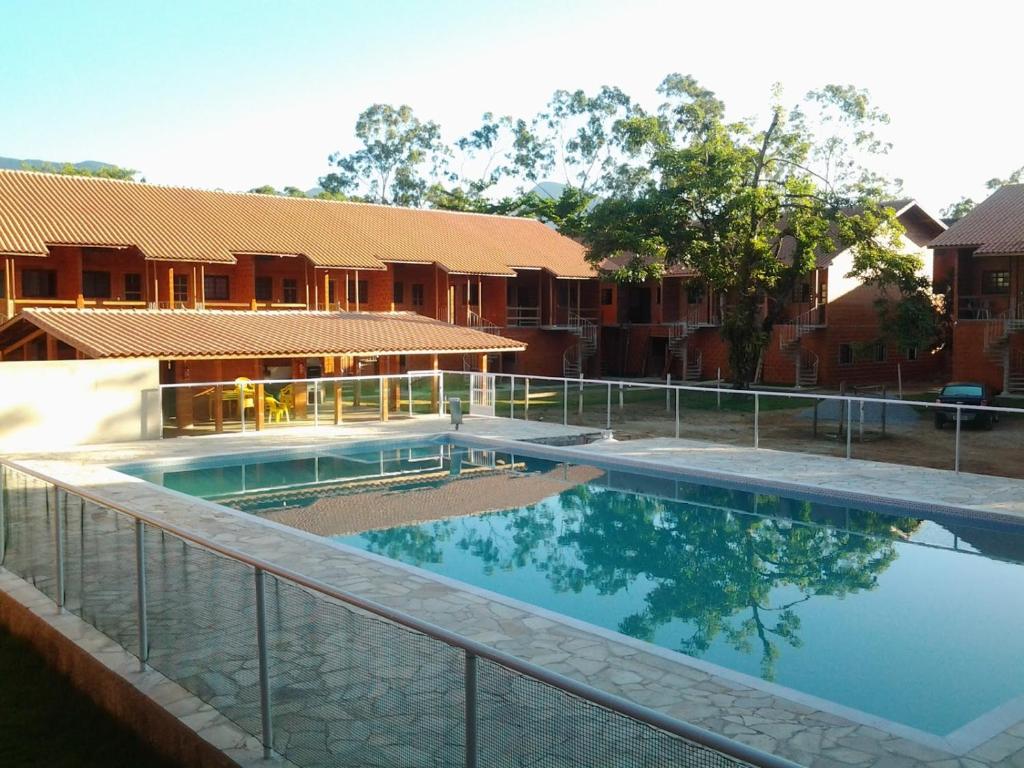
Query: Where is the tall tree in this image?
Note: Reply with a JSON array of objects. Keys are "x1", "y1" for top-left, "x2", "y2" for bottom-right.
[
  {"x1": 584, "y1": 76, "x2": 908, "y2": 387},
  {"x1": 321, "y1": 104, "x2": 444, "y2": 206},
  {"x1": 942, "y1": 164, "x2": 1024, "y2": 221}
]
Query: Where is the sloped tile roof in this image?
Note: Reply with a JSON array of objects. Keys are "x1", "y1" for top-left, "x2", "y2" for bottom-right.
[
  {"x1": 929, "y1": 184, "x2": 1024, "y2": 255},
  {"x1": 3, "y1": 308, "x2": 525, "y2": 360},
  {"x1": 0, "y1": 169, "x2": 594, "y2": 277}
]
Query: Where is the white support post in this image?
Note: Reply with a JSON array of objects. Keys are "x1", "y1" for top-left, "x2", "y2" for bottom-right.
[
  {"x1": 439, "y1": 373, "x2": 445, "y2": 416},
  {"x1": 509, "y1": 375, "x2": 516, "y2": 420},
  {"x1": 675, "y1": 388, "x2": 681, "y2": 439},
  {"x1": 313, "y1": 381, "x2": 320, "y2": 426},
  {"x1": 577, "y1": 374, "x2": 584, "y2": 416},
  {"x1": 666, "y1": 374, "x2": 671, "y2": 411},
  {"x1": 954, "y1": 405, "x2": 962, "y2": 473},
  {"x1": 716, "y1": 368, "x2": 721, "y2": 410},
  {"x1": 754, "y1": 393, "x2": 760, "y2": 449},
  {"x1": 845, "y1": 399, "x2": 853, "y2": 459},
  {"x1": 618, "y1": 382, "x2": 624, "y2": 412},
  {"x1": 606, "y1": 382, "x2": 611, "y2": 430},
  {"x1": 408, "y1": 375, "x2": 413, "y2": 416}
]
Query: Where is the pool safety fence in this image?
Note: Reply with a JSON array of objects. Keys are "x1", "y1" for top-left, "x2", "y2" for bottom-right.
[
  {"x1": 0, "y1": 459, "x2": 799, "y2": 768},
  {"x1": 159, "y1": 371, "x2": 1024, "y2": 478}
]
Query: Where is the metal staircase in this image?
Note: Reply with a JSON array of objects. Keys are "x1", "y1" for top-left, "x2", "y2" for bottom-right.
[
  {"x1": 466, "y1": 309, "x2": 502, "y2": 336},
  {"x1": 563, "y1": 311, "x2": 598, "y2": 378},
  {"x1": 666, "y1": 307, "x2": 718, "y2": 381},
  {"x1": 779, "y1": 305, "x2": 826, "y2": 388}
]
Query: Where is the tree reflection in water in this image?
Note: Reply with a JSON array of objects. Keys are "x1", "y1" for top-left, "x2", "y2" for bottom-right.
[{"x1": 359, "y1": 478, "x2": 919, "y2": 680}]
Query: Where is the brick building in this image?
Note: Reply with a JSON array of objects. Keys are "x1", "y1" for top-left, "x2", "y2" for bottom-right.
[
  {"x1": 599, "y1": 200, "x2": 947, "y2": 388},
  {"x1": 930, "y1": 184, "x2": 1024, "y2": 394},
  {"x1": 0, "y1": 170, "x2": 597, "y2": 379}
]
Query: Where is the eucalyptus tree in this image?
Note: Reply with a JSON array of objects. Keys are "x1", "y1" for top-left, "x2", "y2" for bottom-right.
[{"x1": 321, "y1": 104, "x2": 445, "y2": 206}]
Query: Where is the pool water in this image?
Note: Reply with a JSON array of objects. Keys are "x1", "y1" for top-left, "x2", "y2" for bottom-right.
[{"x1": 122, "y1": 439, "x2": 1024, "y2": 737}]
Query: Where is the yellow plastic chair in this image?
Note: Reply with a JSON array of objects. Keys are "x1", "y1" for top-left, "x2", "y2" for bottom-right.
[
  {"x1": 231, "y1": 377, "x2": 256, "y2": 417},
  {"x1": 279, "y1": 384, "x2": 295, "y2": 410},
  {"x1": 265, "y1": 394, "x2": 290, "y2": 423}
]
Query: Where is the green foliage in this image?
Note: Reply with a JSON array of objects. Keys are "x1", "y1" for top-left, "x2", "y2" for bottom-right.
[
  {"x1": 986, "y1": 165, "x2": 1024, "y2": 190},
  {"x1": 582, "y1": 76, "x2": 904, "y2": 387},
  {"x1": 248, "y1": 184, "x2": 310, "y2": 198},
  {"x1": 321, "y1": 104, "x2": 444, "y2": 206},
  {"x1": 29, "y1": 162, "x2": 138, "y2": 181},
  {"x1": 941, "y1": 197, "x2": 975, "y2": 221}
]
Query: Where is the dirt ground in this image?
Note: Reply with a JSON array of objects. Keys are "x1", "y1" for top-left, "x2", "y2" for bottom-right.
[{"x1": 566, "y1": 398, "x2": 1024, "y2": 480}]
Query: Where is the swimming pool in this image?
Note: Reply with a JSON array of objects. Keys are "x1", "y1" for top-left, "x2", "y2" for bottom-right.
[{"x1": 121, "y1": 437, "x2": 1024, "y2": 739}]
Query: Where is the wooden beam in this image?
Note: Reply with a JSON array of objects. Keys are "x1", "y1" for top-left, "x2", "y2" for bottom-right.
[
  {"x1": 45, "y1": 333, "x2": 57, "y2": 360},
  {"x1": 2, "y1": 328, "x2": 45, "y2": 358}
]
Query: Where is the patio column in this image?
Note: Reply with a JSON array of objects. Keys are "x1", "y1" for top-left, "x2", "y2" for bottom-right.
[
  {"x1": 213, "y1": 361, "x2": 224, "y2": 433},
  {"x1": 291, "y1": 359, "x2": 308, "y2": 419},
  {"x1": 379, "y1": 356, "x2": 390, "y2": 422},
  {"x1": 167, "y1": 266, "x2": 174, "y2": 308},
  {"x1": 253, "y1": 361, "x2": 265, "y2": 431},
  {"x1": 333, "y1": 356, "x2": 343, "y2": 425},
  {"x1": 174, "y1": 361, "x2": 194, "y2": 434},
  {"x1": 479, "y1": 353, "x2": 489, "y2": 406},
  {"x1": 430, "y1": 353, "x2": 439, "y2": 412},
  {"x1": 390, "y1": 355, "x2": 401, "y2": 411},
  {"x1": 323, "y1": 271, "x2": 330, "y2": 311}
]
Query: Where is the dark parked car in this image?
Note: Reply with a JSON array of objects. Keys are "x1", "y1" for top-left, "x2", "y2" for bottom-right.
[{"x1": 934, "y1": 382, "x2": 997, "y2": 430}]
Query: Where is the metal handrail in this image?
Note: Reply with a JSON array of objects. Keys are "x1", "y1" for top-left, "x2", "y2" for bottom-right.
[
  {"x1": 0, "y1": 457, "x2": 800, "y2": 768},
  {"x1": 506, "y1": 305, "x2": 540, "y2": 326}
]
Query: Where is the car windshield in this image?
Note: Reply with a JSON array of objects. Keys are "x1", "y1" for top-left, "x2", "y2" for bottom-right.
[{"x1": 942, "y1": 384, "x2": 984, "y2": 398}]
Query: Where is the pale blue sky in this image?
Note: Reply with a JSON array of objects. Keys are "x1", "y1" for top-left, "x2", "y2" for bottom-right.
[{"x1": 2, "y1": 0, "x2": 1020, "y2": 213}]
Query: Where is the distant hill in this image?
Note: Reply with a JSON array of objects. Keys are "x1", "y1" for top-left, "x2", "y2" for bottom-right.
[{"x1": 0, "y1": 157, "x2": 119, "y2": 173}]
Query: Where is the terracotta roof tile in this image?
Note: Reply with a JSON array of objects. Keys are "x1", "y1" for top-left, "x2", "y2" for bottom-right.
[
  {"x1": 5, "y1": 308, "x2": 524, "y2": 360},
  {"x1": 0, "y1": 170, "x2": 595, "y2": 277},
  {"x1": 930, "y1": 184, "x2": 1024, "y2": 254}
]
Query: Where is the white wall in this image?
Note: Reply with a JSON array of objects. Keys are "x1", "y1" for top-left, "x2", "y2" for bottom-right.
[
  {"x1": 0, "y1": 358, "x2": 161, "y2": 449},
  {"x1": 827, "y1": 232, "x2": 932, "y2": 303}
]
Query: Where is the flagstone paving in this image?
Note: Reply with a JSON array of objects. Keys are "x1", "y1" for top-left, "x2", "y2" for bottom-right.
[{"x1": 3, "y1": 419, "x2": 1024, "y2": 767}]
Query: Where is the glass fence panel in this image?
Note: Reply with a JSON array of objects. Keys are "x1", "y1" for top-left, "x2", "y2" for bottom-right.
[
  {"x1": 672, "y1": 387, "x2": 754, "y2": 448},
  {"x1": 956, "y1": 407, "x2": 1024, "y2": 479},
  {"x1": 518, "y1": 377, "x2": 565, "y2": 425},
  {"x1": 476, "y1": 658, "x2": 749, "y2": 768},
  {"x1": 0, "y1": 467, "x2": 57, "y2": 598},
  {"x1": 756, "y1": 394, "x2": 846, "y2": 459},
  {"x1": 61, "y1": 498, "x2": 139, "y2": 652},
  {"x1": 143, "y1": 526, "x2": 263, "y2": 739},
  {"x1": 264, "y1": 576, "x2": 465, "y2": 768}
]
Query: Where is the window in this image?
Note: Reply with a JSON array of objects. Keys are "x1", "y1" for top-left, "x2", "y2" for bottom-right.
[
  {"x1": 905, "y1": 345, "x2": 919, "y2": 361},
  {"x1": 411, "y1": 283, "x2": 425, "y2": 307},
  {"x1": 686, "y1": 283, "x2": 705, "y2": 304},
  {"x1": 255, "y1": 276, "x2": 273, "y2": 301},
  {"x1": 982, "y1": 270, "x2": 1010, "y2": 294},
  {"x1": 467, "y1": 282, "x2": 480, "y2": 306},
  {"x1": 204, "y1": 275, "x2": 229, "y2": 301},
  {"x1": 124, "y1": 273, "x2": 142, "y2": 301},
  {"x1": 840, "y1": 342, "x2": 886, "y2": 365},
  {"x1": 173, "y1": 275, "x2": 189, "y2": 303},
  {"x1": 393, "y1": 281, "x2": 404, "y2": 304},
  {"x1": 82, "y1": 270, "x2": 111, "y2": 299},
  {"x1": 601, "y1": 287, "x2": 613, "y2": 306},
  {"x1": 795, "y1": 282, "x2": 811, "y2": 303},
  {"x1": 282, "y1": 278, "x2": 298, "y2": 304},
  {"x1": 347, "y1": 279, "x2": 368, "y2": 304},
  {"x1": 21, "y1": 269, "x2": 57, "y2": 298}
]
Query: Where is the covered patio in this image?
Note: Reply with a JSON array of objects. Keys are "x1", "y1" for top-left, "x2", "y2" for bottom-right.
[{"x1": 0, "y1": 307, "x2": 525, "y2": 435}]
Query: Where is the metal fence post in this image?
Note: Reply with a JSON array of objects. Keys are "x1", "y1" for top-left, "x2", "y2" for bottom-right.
[
  {"x1": 618, "y1": 382, "x2": 624, "y2": 412},
  {"x1": 135, "y1": 519, "x2": 149, "y2": 670},
  {"x1": 845, "y1": 399, "x2": 853, "y2": 459},
  {"x1": 606, "y1": 382, "x2": 611, "y2": 430},
  {"x1": 675, "y1": 388, "x2": 681, "y2": 439},
  {"x1": 0, "y1": 466, "x2": 5, "y2": 563},
  {"x1": 53, "y1": 486, "x2": 65, "y2": 609},
  {"x1": 577, "y1": 375, "x2": 584, "y2": 416},
  {"x1": 240, "y1": 394, "x2": 246, "y2": 433},
  {"x1": 465, "y1": 651, "x2": 478, "y2": 768},
  {"x1": 753, "y1": 393, "x2": 760, "y2": 449},
  {"x1": 665, "y1": 374, "x2": 671, "y2": 412},
  {"x1": 954, "y1": 405, "x2": 962, "y2": 474},
  {"x1": 716, "y1": 369, "x2": 722, "y2": 410},
  {"x1": 408, "y1": 375, "x2": 414, "y2": 416},
  {"x1": 509, "y1": 375, "x2": 516, "y2": 420},
  {"x1": 439, "y1": 373, "x2": 445, "y2": 416},
  {"x1": 313, "y1": 380, "x2": 320, "y2": 426},
  {"x1": 565, "y1": 378, "x2": 573, "y2": 428},
  {"x1": 254, "y1": 567, "x2": 273, "y2": 759}
]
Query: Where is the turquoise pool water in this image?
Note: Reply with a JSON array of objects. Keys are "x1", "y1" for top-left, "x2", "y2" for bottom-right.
[{"x1": 122, "y1": 439, "x2": 1024, "y2": 737}]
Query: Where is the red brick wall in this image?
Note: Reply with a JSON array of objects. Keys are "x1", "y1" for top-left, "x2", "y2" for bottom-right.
[
  {"x1": 502, "y1": 328, "x2": 578, "y2": 376},
  {"x1": 951, "y1": 323, "x2": 1003, "y2": 392}
]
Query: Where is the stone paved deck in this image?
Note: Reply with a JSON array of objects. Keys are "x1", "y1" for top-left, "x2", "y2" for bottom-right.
[{"x1": 4, "y1": 420, "x2": 1024, "y2": 767}]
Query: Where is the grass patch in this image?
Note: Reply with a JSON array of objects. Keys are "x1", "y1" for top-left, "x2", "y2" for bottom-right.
[{"x1": 0, "y1": 627, "x2": 176, "y2": 768}]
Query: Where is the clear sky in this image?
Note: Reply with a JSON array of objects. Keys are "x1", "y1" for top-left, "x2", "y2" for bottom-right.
[{"x1": 2, "y1": 0, "x2": 1020, "y2": 214}]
